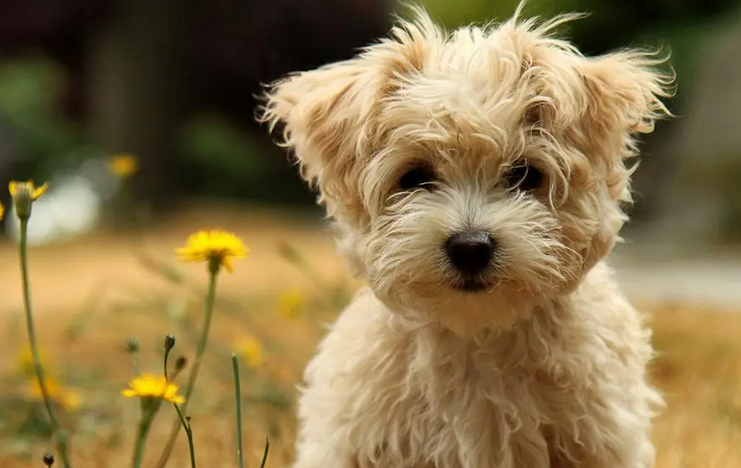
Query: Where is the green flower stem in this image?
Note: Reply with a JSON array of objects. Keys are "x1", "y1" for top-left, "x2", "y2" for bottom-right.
[
  {"x1": 18, "y1": 218, "x2": 73, "y2": 468},
  {"x1": 173, "y1": 404, "x2": 197, "y2": 468},
  {"x1": 132, "y1": 351, "x2": 141, "y2": 375},
  {"x1": 232, "y1": 355, "x2": 244, "y2": 468},
  {"x1": 155, "y1": 260, "x2": 220, "y2": 468},
  {"x1": 131, "y1": 403, "x2": 158, "y2": 468}
]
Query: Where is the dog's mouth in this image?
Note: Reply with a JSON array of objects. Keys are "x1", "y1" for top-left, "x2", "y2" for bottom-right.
[{"x1": 455, "y1": 279, "x2": 491, "y2": 292}]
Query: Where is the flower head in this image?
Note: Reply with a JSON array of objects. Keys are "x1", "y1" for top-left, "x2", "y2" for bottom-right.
[
  {"x1": 0, "y1": 201, "x2": 4, "y2": 221},
  {"x1": 276, "y1": 288, "x2": 306, "y2": 320},
  {"x1": 176, "y1": 230, "x2": 248, "y2": 273},
  {"x1": 122, "y1": 374, "x2": 185, "y2": 404},
  {"x1": 235, "y1": 335, "x2": 264, "y2": 369},
  {"x1": 9, "y1": 180, "x2": 48, "y2": 219},
  {"x1": 26, "y1": 377, "x2": 81, "y2": 412},
  {"x1": 9, "y1": 180, "x2": 48, "y2": 200},
  {"x1": 110, "y1": 154, "x2": 138, "y2": 178}
]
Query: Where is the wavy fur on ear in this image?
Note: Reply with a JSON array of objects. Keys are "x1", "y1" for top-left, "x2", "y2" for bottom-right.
[
  {"x1": 258, "y1": 61, "x2": 381, "y2": 223},
  {"x1": 576, "y1": 50, "x2": 674, "y2": 198},
  {"x1": 257, "y1": 7, "x2": 449, "y2": 226},
  {"x1": 581, "y1": 50, "x2": 674, "y2": 137}
]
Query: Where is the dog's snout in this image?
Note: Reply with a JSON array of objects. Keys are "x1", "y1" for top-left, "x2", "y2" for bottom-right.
[{"x1": 445, "y1": 231, "x2": 495, "y2": 275}]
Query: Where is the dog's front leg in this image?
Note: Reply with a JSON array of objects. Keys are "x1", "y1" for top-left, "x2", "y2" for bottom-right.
[
  {"x1": 293, "y1": 438, "x2": 358, "y2": 468},
  {"x1": 291, "y1": 378, "x2": 364, "y2": 468},
  {"x1": 545, "y1": 369, "x2": 659, "y2": 468}
]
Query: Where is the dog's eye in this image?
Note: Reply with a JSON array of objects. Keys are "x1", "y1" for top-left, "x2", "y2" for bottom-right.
[
  {"x1": 399, "y1": 165, "x2": 436, "y2": 191},
  {"x1": 504, "y1": 163, "x2": 543, "y2": 192}
]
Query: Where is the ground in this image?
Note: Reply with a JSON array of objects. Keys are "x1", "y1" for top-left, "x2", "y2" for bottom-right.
[{"x1": 0, "y1": 202, "x2": 739, "y2": 468}]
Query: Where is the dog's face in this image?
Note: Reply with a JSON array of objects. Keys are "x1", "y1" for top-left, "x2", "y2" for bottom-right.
[{"x1": 260, "y1": 8, "x2": 672, "y2": 334}]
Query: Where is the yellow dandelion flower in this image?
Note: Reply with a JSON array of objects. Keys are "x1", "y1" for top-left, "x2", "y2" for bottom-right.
[
  {"x1": 276, "y1": 288, "x2": 306, "y2": 320},
  {"x1": 8, "y1": 180, "x2": 48, "y2": 200},
  {"x1": 235, "y1": 335, "x2": 264, "y2": 369},
  {"x1": 9, "y1": 180, "x2": 49, "y2": 219},
  {"x1": 110, "y1": 154, "x2": 138, "y2": 178},
  {"x1": 122, "y1": 374, "x2": 185, "y2": 404},
  {"x1": 176, "y1": 230, "x2": 248, "y2": 273},
  {"x1": 0, "y1": 201, "x2": 4, "y2": 221},
  {"x1": 27, "y1": 377, "x2": 81, "y2": 412}
]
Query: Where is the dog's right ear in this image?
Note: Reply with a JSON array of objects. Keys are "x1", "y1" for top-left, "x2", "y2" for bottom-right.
[
  {"x1": 258, "y1": 7, "x2": 438, "y2": 222},
  {"x1": 258, "y1": 60, "x2": 383, "y2": 220}
]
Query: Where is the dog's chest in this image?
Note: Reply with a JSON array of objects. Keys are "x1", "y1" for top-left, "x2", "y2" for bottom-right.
[{"x1": 362, "y1": 327, "x2": 565, "y2": 468}]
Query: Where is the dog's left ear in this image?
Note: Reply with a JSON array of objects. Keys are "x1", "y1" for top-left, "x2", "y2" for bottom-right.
[
  {"x1": 568, "y1": 51, "x2": 674, "y2": 277},
  {"x1": 578, "y1": 50, "x2": 674, "y2": 143},
  {"x1": 258, "y1": 60, "x2": 383, "y2": 223}
]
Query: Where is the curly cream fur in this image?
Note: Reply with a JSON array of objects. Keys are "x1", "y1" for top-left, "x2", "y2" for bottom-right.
[{"x1": 259, "y1": 4, "x2": 672, "y2": 467}]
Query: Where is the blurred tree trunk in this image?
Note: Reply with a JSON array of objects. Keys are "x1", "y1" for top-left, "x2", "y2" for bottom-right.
[{"x1": 85, "y1": 0, "x2": 192, "y2": 212}]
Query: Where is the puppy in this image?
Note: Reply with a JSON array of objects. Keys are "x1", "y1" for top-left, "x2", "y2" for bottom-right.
[{"x1": 260, "y1": 4, "x2": 672, "y2": 468}]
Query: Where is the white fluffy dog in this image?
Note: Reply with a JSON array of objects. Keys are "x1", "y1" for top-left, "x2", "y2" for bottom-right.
[{"x1": 260, "y1": 4, "x2": 673, "y2": 467}]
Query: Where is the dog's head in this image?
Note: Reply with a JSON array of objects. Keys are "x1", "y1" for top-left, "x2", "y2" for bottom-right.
[{"x1": 259, "y1": 6, "x2": 673, "y2": 334}]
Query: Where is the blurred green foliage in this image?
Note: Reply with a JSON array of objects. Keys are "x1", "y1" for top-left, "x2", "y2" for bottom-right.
[
  {"x1": 415, "y1": 0, "x2": 580, "y2": 27},
  {"x1": 178, "y1": 114, "x2": 269, "y2": 195},
  {"x1": 0, "y1": 57, "x2": 86, "y2": 177}
]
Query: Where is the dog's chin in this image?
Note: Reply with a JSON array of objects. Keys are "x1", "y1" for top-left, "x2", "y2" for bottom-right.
[
  {"x1": 373, "y1": 275, "x2": 539, "y2": 335},
  {"x1": 455, "y1": 278, "x2": 493, "y2": 293}
]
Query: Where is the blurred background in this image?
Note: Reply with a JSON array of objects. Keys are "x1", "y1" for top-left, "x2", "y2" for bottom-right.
[
  {"x1": 0, "y1": 0, "x2": 739, "y2": 243},
  {"x1": 0, "y1": 0, "x2": 739, "y2": 293},
  {"x1": 0, "y1": 0, "x2": 739, "y2": 242},
  {"x1": 1, "y1": 0, "x2": 741, "y2": 466}
]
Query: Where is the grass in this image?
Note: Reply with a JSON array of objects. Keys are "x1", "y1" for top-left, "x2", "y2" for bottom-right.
[
  {"x1": 650, "y1": 304, "x2": 741, "y2": 467},
  {"x1": 0, "y1": 203, "x2": 739, "y2": 468}
]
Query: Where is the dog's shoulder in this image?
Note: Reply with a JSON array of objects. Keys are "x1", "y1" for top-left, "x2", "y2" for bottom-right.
[{"x1": 303, "y1": 287, "x2": 410, "y2": 382}]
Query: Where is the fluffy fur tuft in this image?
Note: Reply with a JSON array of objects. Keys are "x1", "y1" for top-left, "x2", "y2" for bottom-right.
[{"x1": 259, "y1": 4, "x2": 672, "y2": 467}]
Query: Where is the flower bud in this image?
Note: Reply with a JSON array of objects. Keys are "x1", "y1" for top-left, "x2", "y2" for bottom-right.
[
  {"x1": 125, "y1": 338, "x2": 139, "y2": 354},
  {"x1": 175, "y1": 356, "x2": 188, "y2": 371},
  {"x1": 164, "y1": 335, "x2": 176, "y2": 352}
]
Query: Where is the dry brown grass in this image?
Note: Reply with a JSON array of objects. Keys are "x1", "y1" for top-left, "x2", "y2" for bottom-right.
[
  {"x1": 649, "y1": 304, "x2": 741, "y2": 467},
  {"x1": 0, "y1": 204, "x2": 738, "y2": 468}
]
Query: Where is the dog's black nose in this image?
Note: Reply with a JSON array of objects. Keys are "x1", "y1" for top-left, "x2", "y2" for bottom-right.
[{"x1": 444, "y1": 231, "x2": 495, "y2": 276}]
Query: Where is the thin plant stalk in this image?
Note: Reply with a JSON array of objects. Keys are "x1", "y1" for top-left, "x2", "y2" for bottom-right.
[
  {"x1": 132, "y1": 351, "x2": 141, "y2": 375},
  {"x1": 259, "y1": 438, "x2": 270, "y2": 468},
  {"x1": 131, "y1": 407, "x2": 157, "y2": 468},
  {"x1": 18, "y1": 219, "x2": 73, "y2": 468},
  {"x1": 155, "y1": 264, "x2": 219, "y2": 467},
  {"x1": 232, "y1": 355, "x2": 244, "y2": 468},
  {"x1": 173, "y1": 405, "x2": 197, "y2": 468}
]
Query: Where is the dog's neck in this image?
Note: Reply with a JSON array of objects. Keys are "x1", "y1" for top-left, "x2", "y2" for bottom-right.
[
  {"x1": 408, "y1": 298, "x2": 567, "y2": 344},
  {"x1": 377, "y1": 286, "x2": 572, "y2": 340}
]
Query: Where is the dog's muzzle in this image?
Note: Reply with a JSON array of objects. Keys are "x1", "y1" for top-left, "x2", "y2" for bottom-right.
[{"x1": 444, "y1": 231, "x2": 496, "y2": 291}]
